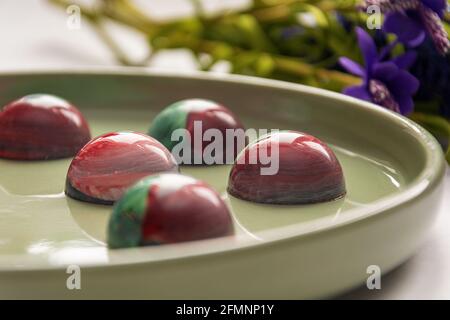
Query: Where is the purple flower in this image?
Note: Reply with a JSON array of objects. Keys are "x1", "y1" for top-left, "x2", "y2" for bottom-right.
[
  {"x1": 363, "y1": 0, "x2": 449, "y2": 54},
  {"x1": 339, "y1": 27, "x2": 419, "y2": 115}
]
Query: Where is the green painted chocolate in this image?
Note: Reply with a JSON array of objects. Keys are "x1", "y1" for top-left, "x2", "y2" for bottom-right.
[
  {"x1": 107, "y1": 176, "x2": 157, "y2": 248},
  {"x1": 148, "y1": 102, "x2": 188, "y2": 151}
]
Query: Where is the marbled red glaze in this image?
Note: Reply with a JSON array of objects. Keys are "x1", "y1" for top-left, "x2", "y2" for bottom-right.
[
  {"x1": 66, "y1": 131, "x2": 178, "y2": 204},
  {"x1": 141, "y1": 174, "x2": 233, "y2": 244},
  {"x1": 185, "y1": 101, "x2": 246, "y2": 164},
  {"x1": 0, "y1": 94, "x2": 91, "y2": 160},
  {"x1": 228, "y1": 131, "x2": 346, "y2": 204}
]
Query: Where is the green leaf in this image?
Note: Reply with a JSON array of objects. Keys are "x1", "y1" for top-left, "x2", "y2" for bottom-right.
[{"x1": 410, "y1": 112, "x2": 450, "y2": 164}]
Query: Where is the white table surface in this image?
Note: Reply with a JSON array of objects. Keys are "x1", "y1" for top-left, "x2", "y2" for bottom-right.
[{"x1": 1, "y1": 0, "x2": 449, "y2": 300}]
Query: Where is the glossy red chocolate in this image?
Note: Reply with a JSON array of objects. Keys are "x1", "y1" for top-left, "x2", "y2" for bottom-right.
[
  {"x1": 107, "y1": 173, "x2": 234, "y2": 248},
  {"x1": 66, "y1": 131, "x2": 178, "y2": 205},
  {"x1": 148, "y1": 99, "x2": 247, "y2": 165},
  {"x1": 228, "y1": 131, "x2": 346, "y2": 204},
  {"x1": 185, "y1": 100, "x2": 246, "y2": 164},
  {"x1": 142, "y1": 174, "x2": 234, "y2": 244},
  {"x1": 0, "y1": 94, "x2": 91, "y2": 160}
]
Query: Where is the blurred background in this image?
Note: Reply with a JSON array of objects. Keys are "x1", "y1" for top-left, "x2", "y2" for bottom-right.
[
  {"x1": 0, "y1": 0, "x2": 449, "y2": 299},
  {"x1": 0, "y1": 0, "x2": 247, "y2": 71}
]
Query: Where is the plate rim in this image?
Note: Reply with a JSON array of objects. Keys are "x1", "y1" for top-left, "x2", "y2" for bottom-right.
[{"x1": 0, "y1": 67, "x2": 446, "y2": 272}]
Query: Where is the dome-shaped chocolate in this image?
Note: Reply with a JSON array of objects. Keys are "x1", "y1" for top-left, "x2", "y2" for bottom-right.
[
  {"x1": 108, "y1": 173, "x2": 234, "y2": 248},
  {"x1": 0, "y1": 94, "x2": 91, "y2": 160},
  {"x1": 149, "y1": 99, "x2": 246, "y2": 165},
  {"x1": 228, "y1": 131, "x2": 346, "y2": 204},
  {"x1": 65, "y1": 131, "x2": 178, "y2": 205}
]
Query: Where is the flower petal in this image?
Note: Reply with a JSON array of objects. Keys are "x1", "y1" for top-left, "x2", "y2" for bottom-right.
[
  {"x1": 386, "y1": 70, "x2": 420, "y2": 106},
  {"x1": 392, "y1": 51, "x2": 417, "y2": 69},
  {"x1": 422, "y1": 0, "x2": 447, "y2": 17},
  {"x1": 383, "y1": 12, "x2": 426, "y2": 47},
  {"x1": 395, "y1": 94, "x2": 415, "y2": 115},
  {"x1": 373, "y1": 61, "x2": 399, "y2": 82},
  {"x1": 382, "y1": 69, "x2": 419, "y2": 116},
  {"x1": 355, "y1": 27, "x2": 378, "y2": 72},
  {"x1": 339, "y1": 57, "x2": 366, "y2": 77},
  {"x1": 343, "y1": 85, "x2": 372, "y2": 102},
  {"x1": 393, "y1": 70, "x2": 420, "y2": 94}
]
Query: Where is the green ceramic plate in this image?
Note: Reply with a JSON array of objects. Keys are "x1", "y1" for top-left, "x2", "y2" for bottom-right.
[{"x1": 0, "y1": 69, "x2": 445, "y2": 299}]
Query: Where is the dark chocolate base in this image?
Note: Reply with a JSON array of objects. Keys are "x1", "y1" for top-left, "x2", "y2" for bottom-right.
[{"x1": 65, "y1": 179, "x2": 114, "y2": 205}]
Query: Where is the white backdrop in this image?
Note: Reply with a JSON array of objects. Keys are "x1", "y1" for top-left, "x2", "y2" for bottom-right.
[{"x1": 0, "y1": 0, "x2": 449, "y2": 299}]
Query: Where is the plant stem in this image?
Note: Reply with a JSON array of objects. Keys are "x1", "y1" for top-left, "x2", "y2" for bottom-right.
[
  {"x1": 90, "y1": 18, "x2": 138, "y2": 65},
  {"x1": 48, "y1": 0, "x2": 360, "y2": 87},
  {"x1": 49, "y1": 0, "x2": 156, "y2": 65},
  {"x1": 251, "y1": 0, "x2": 360, "y2": 22},
  {"x1": 195, "y1": 40, "x2": 360, "y2": 86},
  {"x1": 49, "y1": 0, "x2": 160, "y2": 34}
]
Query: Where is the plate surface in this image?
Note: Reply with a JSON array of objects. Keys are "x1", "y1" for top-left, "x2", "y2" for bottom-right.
[{"x1": 0, "y1": 69, "x2": 445, "y2": 299}]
